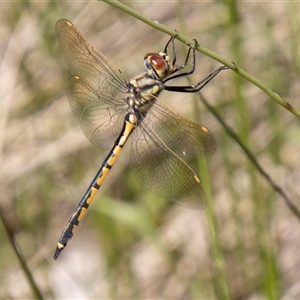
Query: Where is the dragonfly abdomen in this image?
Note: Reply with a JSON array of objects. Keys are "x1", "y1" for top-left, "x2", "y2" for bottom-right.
[{"x1": 54, "y1": 113, "x2": 137, "y2": 259}]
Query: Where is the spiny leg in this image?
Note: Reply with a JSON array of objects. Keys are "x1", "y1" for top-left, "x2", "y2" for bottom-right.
[{"x1": 164, "y1": 64, "x2": 232, "y2": 93}]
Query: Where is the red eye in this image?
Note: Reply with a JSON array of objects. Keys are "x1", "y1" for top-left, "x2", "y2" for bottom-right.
[{"x1": 145, "y1": 53, "x2": 167, "y2": 72}]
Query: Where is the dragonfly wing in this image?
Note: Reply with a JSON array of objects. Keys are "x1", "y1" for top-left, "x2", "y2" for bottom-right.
[
  {"x1": 56, "y1": 19, "x2": 127, "y2": 147},
  {"x1": 143, "y1": 99, "x2": 216, "y2": 160},
  {"x1": 55, "y1": 19, "x2": 127, "y2": 104},
  {"x1": 130, "y1": 125, "x2": 206, "y2": 209},
  {"x1": 66, "y1": 76, "x2": 125, "y2": 147}
]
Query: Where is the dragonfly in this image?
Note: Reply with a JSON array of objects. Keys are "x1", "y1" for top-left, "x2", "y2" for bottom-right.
[{"x1": 54, "y1": 19, "x2": 229, "y2": 259}]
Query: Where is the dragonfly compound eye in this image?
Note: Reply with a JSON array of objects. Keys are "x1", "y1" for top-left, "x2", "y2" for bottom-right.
[{"x1": 144, "y1": 53, "x2": 169, "y2": 78}]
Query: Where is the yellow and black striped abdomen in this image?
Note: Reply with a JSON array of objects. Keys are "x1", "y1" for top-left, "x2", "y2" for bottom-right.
[{"x1": 54, "y1": 114, "x2": 136, "y2": 259}]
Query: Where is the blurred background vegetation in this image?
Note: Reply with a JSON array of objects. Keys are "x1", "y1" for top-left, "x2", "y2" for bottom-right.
[{"x1": 1, "y1": 1, "x2": 300, "y2": 299}]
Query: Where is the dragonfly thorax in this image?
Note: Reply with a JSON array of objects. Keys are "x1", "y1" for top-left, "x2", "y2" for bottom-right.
[{"x1": 126, "y1": 72, "x2": 165, "y2": 116}]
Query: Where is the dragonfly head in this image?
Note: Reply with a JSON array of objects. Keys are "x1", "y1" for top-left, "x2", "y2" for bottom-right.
[{"x1": 144, "y1": 52, "x2": 176, "y2": 81}]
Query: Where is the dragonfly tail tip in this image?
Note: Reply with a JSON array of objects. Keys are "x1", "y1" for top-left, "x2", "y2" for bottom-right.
[{"x1": 53, "y1": 245, "x2": 64, "y2": 260}]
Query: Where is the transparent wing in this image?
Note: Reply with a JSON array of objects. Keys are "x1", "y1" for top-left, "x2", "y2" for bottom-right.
[
  {"x1": 56, "y1": 19, "x2": 128, "y2": 146},
  {"x1": 142, "y1": 99, "x2": 216, "y2": 160},
  {"x1": 130, "y1": 126, "x2": 206, "y2": 209},
  {"x1": 66, "y1": 76, "x2": 125, "y2": 147},
  {"x1": 130, "y1": 99, "x2": 215, "y2": 209},
  {"x1": 55, "y1": 19, "x2": 127, "y2": 96}
]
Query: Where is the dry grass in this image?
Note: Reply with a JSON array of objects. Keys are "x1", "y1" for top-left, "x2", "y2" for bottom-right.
[{"x1": 1, "y1": 1, "x2": 300, "y2": 299}]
